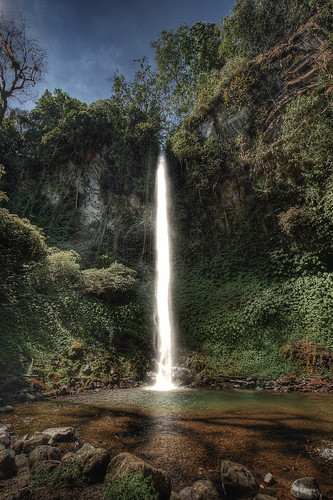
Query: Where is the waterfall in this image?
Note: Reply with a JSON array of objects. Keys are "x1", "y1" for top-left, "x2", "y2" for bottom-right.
[{"x1": 154, "y1": 153, "x2": 175, "y2": 390}]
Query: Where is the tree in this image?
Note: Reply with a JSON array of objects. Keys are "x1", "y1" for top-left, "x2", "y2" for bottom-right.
[
  {"x1": 0, "y1": 14, "x2": 47, "y2": 123},
  {"x1": 152, "y1": 22, "x2": 222, "y2": 123}
]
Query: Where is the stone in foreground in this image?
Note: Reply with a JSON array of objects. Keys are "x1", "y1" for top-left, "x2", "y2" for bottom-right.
[
  {"x1": 291, "y1": 477, "x2": 321, "y2": 499},
  {"x1": 74, "y1": 443, "x2": 110, "y2": 482},
  {"x1": 0, "y1": 448, "x2": 17, "y2": 479},
  {"x1": 106, "y1": 452, "x2": 172, "y2": 500},
  {"x1": 29, "y1": 445, "x2": 62, "y2": 465},
  {"x1": 254, "y1": 495, "x2": 278, "y2": 500},
  {"x1": 221, "y1": 459, "x2": 259, "y2": 498},
  {"x1": 42, "y1": 427, "x2": 75, "y2": 443}
]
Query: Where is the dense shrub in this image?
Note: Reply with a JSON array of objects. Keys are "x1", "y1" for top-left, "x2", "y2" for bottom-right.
[
  {"x1": 0, "y1": 207, "x2": 46, "y2": 269},
  {"x1": 103, "y1": 472, "x2": 157, "y2": 500},
  {"x1": 82, "y1": 263, "x2": 137, "y2": 300}
]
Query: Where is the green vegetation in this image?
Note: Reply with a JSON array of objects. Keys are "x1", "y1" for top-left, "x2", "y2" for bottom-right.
[
  {"x1": 30, "y1": 462, "x2": 83, "y2": 489},
  {"x1": 103, "y1": 472, "x2": 158, "y2": 500},
  {"x1": 0, "y1": 0, "x2": 333, "y2": 385}
]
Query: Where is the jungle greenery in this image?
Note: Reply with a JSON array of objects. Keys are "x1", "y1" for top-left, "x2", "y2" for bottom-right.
[{"x1": 0, "y1": 0, "x2": 333, "y2": 383}]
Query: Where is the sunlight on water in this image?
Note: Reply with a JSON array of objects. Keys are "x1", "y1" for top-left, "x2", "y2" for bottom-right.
[{"x1": 154, "y1": 154, "x2": 175, "y2": 391}]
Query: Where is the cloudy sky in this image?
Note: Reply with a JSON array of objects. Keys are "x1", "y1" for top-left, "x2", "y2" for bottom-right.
[{"x1": 0, "y1": 0, "x2": 235, "y2": 108}]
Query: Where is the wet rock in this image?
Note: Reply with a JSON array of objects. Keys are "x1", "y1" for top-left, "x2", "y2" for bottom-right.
[
  {"x1": 106, "y1": 452, "x2": 172, "y2": 500},
  {"x1": 42, "y1": 426, "x2": 75, "y2": 443},
  {"x1": 29, "y1": 445, "x2": 62, "y2": 465},
  {"x1": 221, "y1": 459, "x2": 259, "y2": 498},
  {"x1": 318, "y1": 447, "x2": 333, "y2": 460},
  {"x1": 172, "y1": 367, "x2": 195, "y2": 387},
  {"x1": 192, "y1": 480, "x2": 220, "y2": 499},
  {"x1": 21, "y1": 432, "x2": 49, "y2": 453},
  {"x1": 291, "y1": 477, "x2": 321, "y2": 499},
  {"x1": 264, "y1": 472, "x2": 274, "y2": 485},
  {"x1": 69, "y1": 341, "x2": 84, "y2": 359},
  {"x1": 71, "y1": 443, "x2": 110, "y2": 482},
  {"x1": 13, "y1": 486, "x2": 31, "y2": 499},
  {"x1": 171, "y1": 492, "x2": 182, "y2": 500},
  {"x1": 179, "y1": 487, "x2": 193, "y2": 499},
  {"x1": 0, "y1": 431, "x2": 11, "y2": 448},
  {"x1": 0, "y1": 405, "x2": 14, "y2": 413},
  {"x1": 83, "y1": 364, "x2": 91, "y2": 375},
  {"x1": 0, "y1": 423, "x2": 11, "y2": 432},
  {"x1": 254, "y1": 495, "x2": 278, "y2": 500},
  {"x1": 0, "y1": 447, "x2": 17, "y2": 479},
  {"x1": 15, "y1": 453, "x2": 30, "y2": 471}
]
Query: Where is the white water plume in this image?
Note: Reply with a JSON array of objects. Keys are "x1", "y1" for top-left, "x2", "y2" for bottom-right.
[{"x1": 154, "y1": 153, "x2": 175, "y2": 391}]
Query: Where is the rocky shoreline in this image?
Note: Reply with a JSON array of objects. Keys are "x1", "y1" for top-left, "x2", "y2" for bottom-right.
[
  {"x1": 1, "y1": 373, "x2": 333, "y2": 410},
  {"x1": 0, "y1": 423, "x2": 330, "y2": 500}
]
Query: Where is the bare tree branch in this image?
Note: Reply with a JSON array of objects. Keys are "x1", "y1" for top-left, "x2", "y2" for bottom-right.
[{"x1": 0, "y1": 13, "x2": 47, "y2": 123}]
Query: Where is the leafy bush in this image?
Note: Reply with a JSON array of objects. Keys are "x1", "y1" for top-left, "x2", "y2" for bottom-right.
[
  {"x1": 82, "y1": 262, "x2": 137, "y2": 300},
  {"x1": 30, "y1": 462, "x2": 83, "y2": 489},
  {"x1": 29, "y1": 248, "x2": 82, "y2": 293},
  {"x1": 173, "y1": 254, "x2": 333, "y2": 376},
  {"x1": 103, "y1": 472, "x2": 158, "y2": 500},
  {"x1": 0, "y1": 207, "x2": 46, "y2": 269}
]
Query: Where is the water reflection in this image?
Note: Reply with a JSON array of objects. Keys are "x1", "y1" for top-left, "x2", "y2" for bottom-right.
[{"x1": 3, "y1": 388, "x2": 333, "y2": 496}]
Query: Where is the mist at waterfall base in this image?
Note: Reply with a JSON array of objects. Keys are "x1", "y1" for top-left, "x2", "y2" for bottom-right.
[{"x1": 152, "y1": 154, "x2": 176, "y2": 391}]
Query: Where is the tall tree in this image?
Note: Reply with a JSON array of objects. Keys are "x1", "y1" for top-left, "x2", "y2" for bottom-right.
[
  {"x1": 152, "y1": 22, "x2": 222, "y2": 123},
  {"x1": 0, "y1": 14, "x2": 47, "y2": 123}
]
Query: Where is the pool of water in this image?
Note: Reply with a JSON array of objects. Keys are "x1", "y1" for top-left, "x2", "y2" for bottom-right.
[{"x1": 4, "y1": 388, "x2": 333, "y2": 498}]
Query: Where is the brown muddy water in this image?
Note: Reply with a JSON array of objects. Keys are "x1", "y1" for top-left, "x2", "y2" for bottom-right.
[{"x1": 3, "y1": 388, "x2": 333, "y2": 498}]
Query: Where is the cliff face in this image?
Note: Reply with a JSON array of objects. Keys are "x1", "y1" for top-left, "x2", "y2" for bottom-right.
[
  {"x1": 169, "y1": 12, "x2": 333, "y2": 376},
  {"x1": 171, "y1": 13, "x2": 333, "y2": 255},
  {"x1": 6, "y1": 140, "x2": 157, "y2": 267}
]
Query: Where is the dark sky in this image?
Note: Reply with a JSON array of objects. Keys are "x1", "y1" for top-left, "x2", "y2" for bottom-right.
[{"x1": 0, "y1": 0, "x2": 235, "y2": 108}]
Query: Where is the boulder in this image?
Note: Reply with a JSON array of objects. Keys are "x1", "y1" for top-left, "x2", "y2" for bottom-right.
[
  {"x1": 179, "y1": 487, "x2": 193, "y2": 499},
  {"x1": 263, "y1": 473, "x2": 274, "y2": 485},
  {"x1": 291, "y1": 477, "x2": 321, "y2": 499},
  {"x1": 0, "y1": 405, "x2": 14, "y2": 413},
  {"x1": 172, "y1": 367, "x2": 195, "y2": 386},
  {"x1": 0, "y1": 448, "x2": 17, "y2": 479},
  {"x1": 0, "y1": 423, "x2": 11, "y2": 432},
  {"x1": 221, "y1": 460, "x2": 259, "y2": 498},
  {"x1": 42, "y1": 426, "x2": 75, "y2": 443},
  {"x1": 171, "y1": 492, "x2": 183, "y2": 500},
  {"x1": 254, "y1": 495, "x2": 278, "y2": 500},
  {"x1": 29, "y1": 445, "x2": 62, "y2": 465},
  {"x1": 21, "y1": 432, "x2": 49, "y2": 453},
  {"x1": 106, "y1": 452, "x2": 172, "y2": 500},
  {"x1": 179, "y1": 480, "x2": 220, "y2": 500},
  {"x1": 0, "y1": 431, "x2": 11, "y2": 448},
  {"x1": 191, "y1": 480, "x2": 220, "y2": 499},
  {"x1": 75, "y1": 443, "x2": 110, "y2": 482},
  {"x1": 15, "y1": 453, "x2": 30, "y2": 471}
]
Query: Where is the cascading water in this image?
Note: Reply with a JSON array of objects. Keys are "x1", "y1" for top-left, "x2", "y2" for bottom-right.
[{"x1": 154, "y1": 153, "x2": 175, "y2": 391}]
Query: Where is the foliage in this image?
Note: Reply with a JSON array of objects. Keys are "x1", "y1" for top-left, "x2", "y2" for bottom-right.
[
  {"x1": 103, "y1": 472, "x2": 158, "y2": 500},
  {"x1": 30, "y1": 462, "x2": 83, "y2": 489},
  {"x1": 152, "y1": 21, "x2": 222, "y2": 123},
  {"x1": 219, "y1": 0, "x2": 330, "y2": 60},
  {"x1": 173, "y1": 253, "x2": 333, "y2": 376},
  {"x1": 29, "y1": 248, "x2": 82, "y2": 293},
  {"x1": 82, "y1": 263, "x2": 137, "y2": 300},
  {"x1": 0, "y1": 206, "x2": 46, "y2": 269},
  {"x1": 280, "y1": 340, "x2": 333, "y2": 374}
]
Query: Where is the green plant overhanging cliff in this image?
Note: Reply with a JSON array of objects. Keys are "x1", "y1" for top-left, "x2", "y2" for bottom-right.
[
  {"x1": 0, "y1": 81, "x2": 161, "y2": 268},
  {"x1": 169, "y1": 6, "x2": 333, "y2": 376}
]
